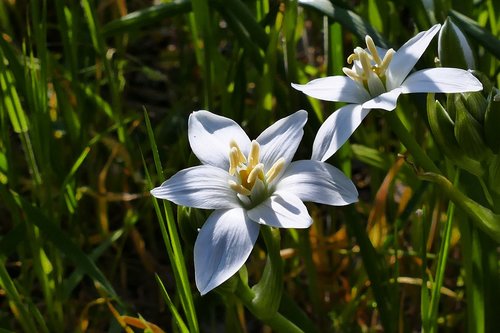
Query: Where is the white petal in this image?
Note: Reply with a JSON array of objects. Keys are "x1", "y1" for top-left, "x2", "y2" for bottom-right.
[
  {"x1": 150, "y1": 165, "x2": 240, "y2": 209},
  {"x1": 276, "y1": 160, "x2": 358, "y2": 205},
  {"x1": 247, "y1": 192, "x2": 312, "y2": 229},
  {"x1": 188, "y1": 111, "x2": 251, "y2": 170},
  {"x1": 311, "y1": 104, "x2": 370, "y2": 162},
  {"x1": 256, "y1": 110, "x2": 307, "y2": 170},
  {"x1": 291, "y1": 76, "x2": 371, "y2": 103},
  {"x1": 386, "y1": 24, "x2": 441, "y2": 90},
  {"x1": 361, "y1": 88, "x2": 403, "y2": 111},
  {"x1": 194, "y1": 208, "x2": 259, "y2": 295},
  {"x1": 401, "y1": 68, "x2": 483, "y2": 93}
]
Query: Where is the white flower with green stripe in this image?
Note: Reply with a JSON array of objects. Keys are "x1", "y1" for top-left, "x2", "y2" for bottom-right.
[{"x1": 151, "y1": 110, "x2": 358, "y2": 295}]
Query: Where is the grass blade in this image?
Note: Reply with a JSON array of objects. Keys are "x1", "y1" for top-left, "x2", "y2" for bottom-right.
[
  {"x1": 143, "y1": 109, "x2": 199, "y2": 333},
  {"x1": 428, "y1": 173, "x2": 457, "y2": 333},
  {"x1": 0, "y1": 259, "x2": 39, "y2": 333},
  {"x1": 298, "y1": 0, "x2": 389, "y2": 48},
  {"x1": 2, "y1": 189, "x2": 118, "y2": 300},
  {"x1": 155, "y1": 274, "x2": 190, "y2": 333},
  {"x1": 102, "y1": 1, "x2": 192, "y2": 37},
  {"x1": 81, "y1": 0, "x2": 125, "y2": 142},
  {"x1": 450, "y1": 10, "x2": 500, "y2": 59}
]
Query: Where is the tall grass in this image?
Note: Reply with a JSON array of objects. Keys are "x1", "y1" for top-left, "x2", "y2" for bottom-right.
[{"x1": 0, "y1": 0, "x2": 498, "y2": 332}]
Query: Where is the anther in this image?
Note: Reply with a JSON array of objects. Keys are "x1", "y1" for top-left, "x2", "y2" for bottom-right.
[
  {"x1": 229, "y1": 148, "x2": 238, "y2": 175},
  {"x1": 230, "y1": 140, "x2": 247, "y2": 163},
  {"x1": 247, "y1": 163, "x2": 264, "y2": 185},
  {"x1": 380, "y1": 49, "x2": 395, "y2": 72},
  {"x1": 229, "y1": 140, "x2": 247, "y2": 175},
  {"x1": 228, "y1": 180, "x2": 251, "y2": 196},
  {"x1": 248, "y1": 140, "x2": 260, "y2": 167},
  {"x1": 265, "y1": 158, "x2": 285, "y2": 184},
  {"x1": 342, "y1": 67, "x2": 363, "y2": 83},
  {"x1": 358, "y1": 52, "x2": 373, "y2": 77},
  {"x1": 365, "y1": 36, "x2": 381, "y2": 65},
  {"x1": 346, "y1": 53, "x2": 358, "y2": 64}
]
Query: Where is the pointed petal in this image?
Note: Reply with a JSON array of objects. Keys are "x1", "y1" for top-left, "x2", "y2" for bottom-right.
[
  {"x1": 291, "y1": 76, "x2": 371, "y2": 103},
  {"x1": 401, "y1": 68, "x2": 483, "y2": 93},
  {"x1": 150, "y1": 165, "x2": 240, "y2": 209},
  {"x1": 256, "y1": 110, "x2": 307, "y2": 170},
  {"x1": 312, "y1": 104, "x2": 370, "y2": 162},
  {"x1": 362, "y1": 88, "x2": 403, "y2": 111},
  {"x1": 189, "y1": 111, "x2": 251, "y2": 170},
  {"x1": 276, "y1": 160, "x2": 358, "y2": 205},
  {"x1": 386, "y1": 24, "x2": 441, "y2": 90},
  {"x1": 194, "y1": 208, "x2": 259, "y2": 295},
  {"x1": 247, "y1": 192, "x2": 312, "y2": 229}
]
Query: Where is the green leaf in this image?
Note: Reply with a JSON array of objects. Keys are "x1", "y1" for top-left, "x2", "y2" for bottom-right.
[
  {"x1": 102, "y1": 0, "x2": 192, "y2": 37},
  {"x1": 420, "y1": 172, "x2": 500, "y2": 243},
  {"x1": 0, "y1": 259, "x2": 39, "y2": 333},
  {"x1": 298, "y1": 0, "x2": 389, "y2": 48},
  {"x1": 143, "y1": 109, "x2": 199, "y2": 333},
  {"x1": 438, "y1": 17, "x2": 476, "y2": 69},
  {"x1": 449, "y1": 10, "x2": 500, "y2": 59},
  {"x1": 426, "y1": 94, "x2": 483, "y2": 176},
  {"x1": 345, "y1": 207, "x2": 398, "y2": 332},
  {"x1": 351, "y1": 144, "x2": 393, "y2": 170},
  {"x1": 155, "y1": 274, "x2": 190, "y2": 333},
  {"x1": 6, "y1": 190, "x2": 118, "y2": 298}
]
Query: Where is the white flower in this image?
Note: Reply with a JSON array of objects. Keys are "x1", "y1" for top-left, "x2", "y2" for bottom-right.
[
  {"x1": 151, "y1": 110, "x2": 358, "y2": 295},
  {"x1": 292, "y1": 24, "x2": 483, "y2": 162}
]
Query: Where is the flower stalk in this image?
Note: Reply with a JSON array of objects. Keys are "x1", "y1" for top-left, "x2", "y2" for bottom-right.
[
  {"x1": 251, "y1": 226, "x2": 284, "y2": 319},
  {"x1": 235, "y1": 278, "x2": 304, "y2": 333}
]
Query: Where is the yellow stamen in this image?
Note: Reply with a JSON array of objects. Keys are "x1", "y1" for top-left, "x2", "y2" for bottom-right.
[
  {"x1": 227, "y1": 138, "x2": 285, "y2": 203},
  {"x1": 365, "y1": 35, "x2": 381, "y2": 65},
  {"x1": 380, "y1": 48, "x2": 395, "y2": 72},
  {"x1": 247, "y1": 163, "x2": 264, "y2": 185},
  {"x1": 248, "y1": 140, "x2": 260, "y2": 167},
  {"x1": 229, "y1": 140, "x2": 247, "y2": 175},
  {"x1": 228, "y1": 180, "x2": 251, "y2": 196},
  {"x1": 358, "y1": 51, "x2": 373, "y2": 77},
  {"x1": 347, "y1": 53, "x2": 358, "y2": 64},
  {"x1": 265, "y1": 158, "x2": 285, "y2": 184},
  {"x1": 229, "y1": 147, "x2": 242, "y2": 175},
  {"x1": 343, "y1": 34, "x2": 395, "y2": 96},
  {"x1": 342, "y1": 67, "x2": 363, "y2": 83},
  {"x1": 230, "y1": 140, "x2": 247, "y2": 163}
]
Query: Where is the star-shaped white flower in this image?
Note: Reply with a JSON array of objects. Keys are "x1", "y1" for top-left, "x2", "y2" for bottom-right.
[
  {"x1": 292, "y1": 24, "x2": 483, "y2": 162},
  {"x1": 151, "y1": 110, "x2": 358, "y2": 295}
]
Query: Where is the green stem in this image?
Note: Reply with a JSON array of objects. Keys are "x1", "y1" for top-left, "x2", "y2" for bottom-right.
[
  {"x1": 251, "y1": 226, "x2": 284, "y2": 317},
  {"x1": 428, "y1": 172, "x2": 459, "y2": 333},
  {"x1": 385, "y1": 111, "x2": 441, "y2": 174},
  {"x1": 235, "y1": 280, "x2": 304, "y2": 333}
]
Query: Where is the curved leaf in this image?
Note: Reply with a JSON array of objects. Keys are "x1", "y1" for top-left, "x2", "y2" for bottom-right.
[
  {"x1": 449, "y1": 10, "x2": 500, "y2": 60},
  {"x1": 298, "y1": 0, "x2": 389, "y2": 48}
]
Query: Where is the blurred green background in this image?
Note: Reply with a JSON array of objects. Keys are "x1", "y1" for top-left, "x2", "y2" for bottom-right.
[{"x1": 0, "y1": 0, "x2": 499, "y2": 332}]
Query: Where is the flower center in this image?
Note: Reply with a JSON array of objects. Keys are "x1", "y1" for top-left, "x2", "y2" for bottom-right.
[
  {"x1": 342, "y1": 35, "x2": 395, "y2": 97},
  {"x1": 227, "y1": 140, "x2": 285, "y2": 205}
]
